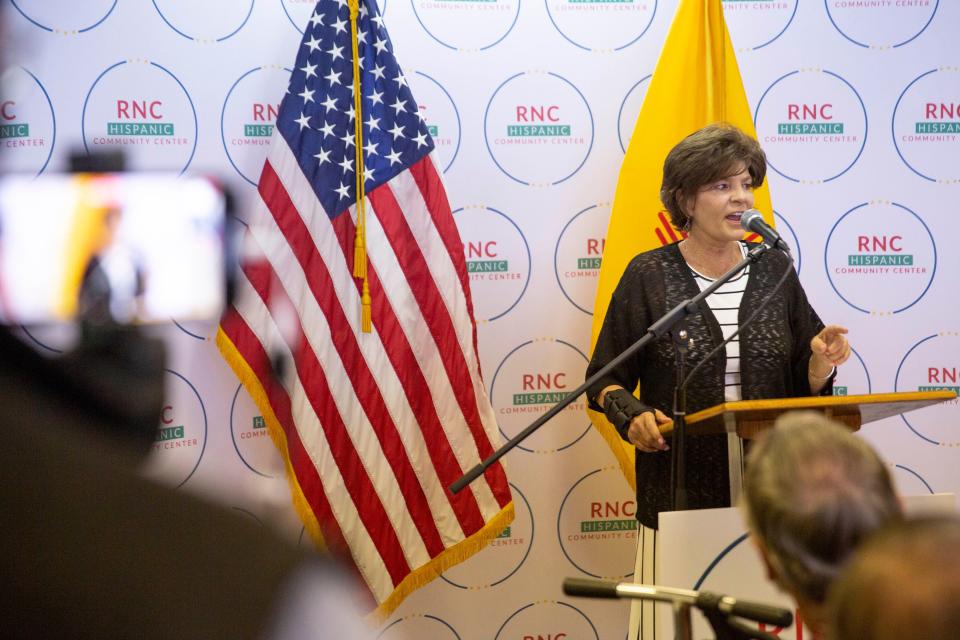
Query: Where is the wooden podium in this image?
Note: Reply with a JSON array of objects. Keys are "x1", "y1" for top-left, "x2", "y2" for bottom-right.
[
  {"x1": 658, "y1": 390, "x2": 957, "y2": 504},
  {"x1": 659, "y1": 389, "x2": 956, "y2": 439}
]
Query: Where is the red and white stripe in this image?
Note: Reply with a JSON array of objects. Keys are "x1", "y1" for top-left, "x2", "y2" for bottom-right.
[{"x1": 221, "y1": 134, "x2": 512, "y2": 605}]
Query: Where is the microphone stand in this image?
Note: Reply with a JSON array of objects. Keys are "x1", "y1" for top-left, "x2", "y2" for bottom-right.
[
  {"x1": 449, "y1": 243, "x2": 771, "y2": 496},
  {"x1": 670, "y1": 323, "x2": 692, "y2": 511},
  {"x1": 563, "y1": 576, "x2": 792, "y2": 640}
]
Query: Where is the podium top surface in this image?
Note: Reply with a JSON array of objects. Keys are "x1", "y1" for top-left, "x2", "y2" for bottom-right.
[{"x1": 659, "y1": 390, "x2": 956, "y2": 438}]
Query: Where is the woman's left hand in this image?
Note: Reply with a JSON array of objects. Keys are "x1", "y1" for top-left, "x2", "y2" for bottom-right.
[{"x1": 810, "y1": 324, "x2": 852, "y2": 371}]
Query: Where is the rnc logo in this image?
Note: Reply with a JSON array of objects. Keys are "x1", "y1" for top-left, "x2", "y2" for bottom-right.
[
  {"x1": 578, "y1": 238, "x2": 603, "y2": 270},
  {"x1": 847, "y1": 235, "x2": 914, "y2": 267},
  {"x1": 230, "y1": 384, "x2": 283, "y2": 478},
  {"x1": 0, "y1": 101, "x2": 27, "y2": 139},
  {"x1": 892, "y1": 69, "x2": 960, "y2": 183},
  {"x1": 465, "y1": 240, "x2": 508, "y2": 274},
  {"x1": 580, "y1": 500, "x2": 636, "y2": 533},
  {"x1": 778, "y1": 103, "x2": 843, "y2": 135},
  {"x1": 440, "y1": 483, "x2": 533, "y2": 588},
  {"x1": 507, "y1": 105, "x2": 572, "y2": 137},
  {"x1": 557, "y1": 469, "x2": 639, "y2": 578},
  {"x1": 242, "y1": 415, "x2": 270, "y2": 440},
  {"x1": 495, "y1": 602, "x2": 598, "y2": 640},
  {"x1": 221, "y1": 66, "x2": 290, "y2": 185},
  {"x1": 490, "y1": 339, "x2": 589, "y2": 452},
  {"x1": 555, "y1": 203, "x2": 610, "y2": 314},
  {"x1": 919, "y1": 367, "x2": 960, "y2": 395},
  {"x1": 453, "y1": 206, "x2": 530, "y2": 321},
  {"x1": 407, "y1": 71, "x2": 462, "y2": 172},
  {"x1": 513, "y1": 372, "x2": 568, "y2": 406},
  {"x1": 914, "y1": 102, "x2": 960, "y2": 134},
  {"x1": 755, "y1": 69, "x2": 866, "y2": 182},
  {"x1": 109, "y1": 100, "x2": 174, "y2": 136},
  {"x1": 825, "y1": 202, "x2": 935, "y2": 314},
  {"x1": 142, "y1": 370, "x2": 207, "y2": 488},
  {"x1": 485, "y1": 71, "x2": 594, "y2": 186},
  {"x1": 245, "y1": 103, "x2": 280, "y2": 137},
  {"x1": 0, "y1": 67, "x2": 56, "y2": 176},
  {"x1": 896, "y1": 334, "x2": 960, "y2": 446},
  {"x1": 155, "y1": 405, "x2": 195, "y2": 449},
  {"x1": 83, "y1": 61, "x2": 197, "y2": 173}
]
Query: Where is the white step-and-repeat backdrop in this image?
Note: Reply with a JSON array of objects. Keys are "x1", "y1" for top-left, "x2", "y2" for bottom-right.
[{"x1": 2, "y1": 1, "x2": 957, "y2": 638}]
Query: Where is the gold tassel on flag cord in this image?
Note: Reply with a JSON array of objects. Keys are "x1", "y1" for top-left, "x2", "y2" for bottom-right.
[{"x1": 348, "y1": 0, "x2": 372, "y2": 333}]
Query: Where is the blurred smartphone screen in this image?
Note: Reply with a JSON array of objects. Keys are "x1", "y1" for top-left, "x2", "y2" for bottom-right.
[{"x1": 0, "y1": 173, "x2": 227, "y2": 325}]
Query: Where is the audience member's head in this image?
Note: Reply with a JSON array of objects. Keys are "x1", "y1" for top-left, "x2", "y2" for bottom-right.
[
  {"x1": 742, "y1": 411, "x2": 902, "y2": 635},
  {"x1": 829, "y1": 514, "x2": 960, "y2": 640}
]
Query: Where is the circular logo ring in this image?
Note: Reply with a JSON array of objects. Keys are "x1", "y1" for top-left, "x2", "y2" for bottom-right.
[
  {"x1": 544, "y1": 0, "x2": 657, "y2": 52},
  {"x1": 489, "y1": 338, "x2": 591, "y2": 452},
  {"x1": 891, "y1": 68, "x2": 948, "y2": 183},
  {"x1": 554, "y1": 204, "x2": 601, "y2": 315},
  {"x1": 9, "y1": 66, "x2": 57, "y2": 176},
  {"x1": 484, "y1": 71, "x2": 595, "y2": 186},
  {"x1": 754, "y1": 69, "x2": 868, "y2": 183},
  {"x1": 693, "y1": 533, "x2": 749, "y2": 590},
  {"x1": 378, "y1": 614, "x2": 461, "y2": 639},
  {"x1": 824, "y1": 0, "x2": 939, "y2": 49},
  {"x1": 230, "y1": 383, "x2": 274, "y2": 478},
  {"x1": 282, "y1": 0, "x2": 390, "y2": 33},
  {"x1": 164, "y1": 368, "x2": 209, "y2": 489},
  {"x1": 410, "y1": 0, "x2": 519, "y2": 51},
  {"x1": 151, "y1": 0, "x2": 254, "y2": 41},
  {"x1": 556, "y1": 468, "x2": 637, "y2": 578},
  {"x1": 81, "y1": 60, "x2": 199, "y2": 175},
  {"x1": 9, "y1": 0, "x2": 117, "y2": 32},
  {"x1": 895, "y1": 464, "x2": 934, "y2": 493},
  {"x1": 894, "y1": 334, "x2": 945, "y2": 446},
  {"x1": 495, "y1": 601, "x2": 599, "y2": 640},
  {"x1": 221, "y1": 66, "x2": 292, "y2": 187},
  {"x1": 454, "y1": 206, "x2": 532, "y2": 321},
  {"x1": 772, "y1": 210, "x2": 801, "y2": 275},
  {"x1": 617, "y1": 74, "x2": 651, "y2": 154},
  {"x1": 823, "y1": 201, "x2": 936, "y2": 314},
  {"x1": 413, "y1": 70, "x2": 462, "y2": 173},
  {"x1": 439, "y1": 482, "x2": 533, "y2": 589}
]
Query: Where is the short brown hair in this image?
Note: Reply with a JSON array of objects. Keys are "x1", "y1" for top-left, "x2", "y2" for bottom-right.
[
  {"x1": 743, "y1": 411, "x2": 901, "y2": 605},
  {"x1": 660, "y1": 124, "x2": 767, "y2": 231}
]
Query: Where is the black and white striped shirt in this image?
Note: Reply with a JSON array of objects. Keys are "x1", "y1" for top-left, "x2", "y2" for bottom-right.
[{"x1": 685, "y1": 242, "x2": 749, "y2": 402}]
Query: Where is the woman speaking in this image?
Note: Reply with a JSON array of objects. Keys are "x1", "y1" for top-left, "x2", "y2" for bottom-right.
[{"x1": 585, "y1": 123, "x2": 851, "y2": 637}]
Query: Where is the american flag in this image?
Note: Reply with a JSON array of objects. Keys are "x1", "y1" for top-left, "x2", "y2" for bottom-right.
[{"x1": 217, "y1": 0, "x2": 514, "y2": 614}]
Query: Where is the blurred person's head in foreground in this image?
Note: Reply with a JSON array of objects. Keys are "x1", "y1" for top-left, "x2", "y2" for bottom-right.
[
  {"x1": 829, "y1": 514, "x2": 960, "y2": 640},
  {"x1": 742, "y1": 411, "x2": 902, "y2": 636}
]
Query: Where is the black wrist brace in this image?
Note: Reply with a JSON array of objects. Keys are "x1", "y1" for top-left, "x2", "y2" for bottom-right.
[{"x1": 602, "y1": 388, "x2": 652, "y2": 441}]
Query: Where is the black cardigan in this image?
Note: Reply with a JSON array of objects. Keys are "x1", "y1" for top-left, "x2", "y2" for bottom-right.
[{"x1": 586, "y1": 242, "x2": 831, "y2": 529}]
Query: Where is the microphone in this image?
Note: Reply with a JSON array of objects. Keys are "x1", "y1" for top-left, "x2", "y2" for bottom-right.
[
  {"x1": 740, "y1": 209, "x2": 791, "y2": 255},
  {"x1": 562, "y1": 577, "x2": 794, "y2": 628}
]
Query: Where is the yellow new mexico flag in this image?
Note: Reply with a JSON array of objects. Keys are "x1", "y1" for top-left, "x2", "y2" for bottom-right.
[{"x1": 589, "y1": 0, "x2": 775, "y2": 490}]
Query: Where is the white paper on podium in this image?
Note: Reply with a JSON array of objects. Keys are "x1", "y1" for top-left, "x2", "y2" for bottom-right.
[{"x1": 657, "y1": 493, "x2": 956, "y2": 639}]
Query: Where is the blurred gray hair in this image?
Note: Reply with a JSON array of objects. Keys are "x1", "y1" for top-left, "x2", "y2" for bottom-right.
[
  {"x1": 743, "y1": 411, "x2": 902, "y2": 604},
  {"x1": 829, "y1": 515, "x2": 960, "y2": 640}
]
